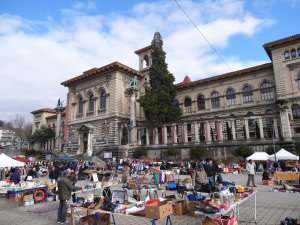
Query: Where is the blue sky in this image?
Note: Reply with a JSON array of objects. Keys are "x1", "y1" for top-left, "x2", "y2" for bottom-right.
[{"x1": 0, "y1": 0, "x2": 299, "y2": 121}]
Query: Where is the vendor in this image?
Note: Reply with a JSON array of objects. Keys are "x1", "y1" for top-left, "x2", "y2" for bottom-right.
[
  {"x1": 10, "y1": 168, "x2": 20, "y2": 184},
  {"x1": 192, "y1": 164, "x2": 208, "y2": 188},
  {"x1": 25, "y1": 167, "x2": 38, "y2": 181}
]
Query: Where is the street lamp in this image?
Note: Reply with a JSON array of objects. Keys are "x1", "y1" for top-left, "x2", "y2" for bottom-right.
[{"x1": 272, "y1": 120, "x2": 277, "y2": 162}]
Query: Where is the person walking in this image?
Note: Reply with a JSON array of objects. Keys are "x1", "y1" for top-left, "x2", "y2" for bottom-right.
[
  {"x1": 246, "y1": 159, "x2": 256, "y2": 187},
  {"x1": 56, "y1": 170, "x2": 75, "y2": 224}
]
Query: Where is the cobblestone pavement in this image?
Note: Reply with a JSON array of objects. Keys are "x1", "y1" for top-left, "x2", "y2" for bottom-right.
[{"x1": 0, "y1": 174, "x2": 299, "y2": 225}]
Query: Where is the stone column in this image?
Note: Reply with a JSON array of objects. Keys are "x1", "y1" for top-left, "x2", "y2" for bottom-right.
[
  {"x1": 172, "y1": 124, "x2": 177, "y2": 144},
  {"x1": 194, "y1": 122, "x2": 200, "y2": 143},
  {"x1": 145, "y1": 128, "x2": 150, "y2": 146},
  {"x1": 217, "y1": 120, "x2": 223, "y2": 142},
  {"x1": 55, "y1": 106, "x2": 64, "y2": 151},
  {"x1": 154, "y1": 127, "x2": 159, "y2": 145},
  {"x1": 162, "y1": 125, "x2": 168, "y2": 145},
  {"x1": 129, "y1": 92, "x2": 137, "y2": 145},
  {"x1": 94, "y1": 97, "x2": 99, "y2": 115},
  {"x1": 273, "y1": 118, "x2": 279, "y2": 139},
  {"x1": 83, "y1": 100, "x2": 87, "y2": 117},
  {"x1": 280, "y1": 109, "x2": 292, "y2": 140},
  {"x1": 205, "y1": 121, "x2": 211, "y2": 142},
  {"x1": 244, "y1": 118, "x2": 250, "y2": 140},
  {"x1": 137, "y1": 129, "x2": 142, "y2": 146},
  {"x1": 182, "y1": 123, "x2": 188, "y2": 144},
  {"x1": 230, "y1": 119, "x2": 236, "y2": 140},
  {"x1": 87, "y1": 131, "x2": 93, "y2": 156},
  {"x1": 258, "y1": 117, "x2": 264, "y2": 139}
]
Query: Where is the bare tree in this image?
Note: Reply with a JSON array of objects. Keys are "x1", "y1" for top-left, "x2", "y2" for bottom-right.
[{"x1": 10, "y1": 114, "x2": 32, "y2": 149}]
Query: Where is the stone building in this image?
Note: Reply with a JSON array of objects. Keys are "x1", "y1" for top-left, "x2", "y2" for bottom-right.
[
  {"x1": 31, "y1": 107, "x2": 66, "y2": 151},
  {"x1": 32, "y1": 33, "x2": 300, "y2": 160}
]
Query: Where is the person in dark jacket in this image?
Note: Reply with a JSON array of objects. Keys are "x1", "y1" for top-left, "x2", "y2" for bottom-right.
[
  {"x1": 25, "y1": 167, "x2": 38, "y2": 181},
  {"x1": 10, "y1": 168, "x2": 20, "y2": 184},
  {"x1": 57, "y1": 170, "x2": 75, "y2": 224},
  {"x1": 49, "y1": 167, "x2": 59, "y2": 181}
]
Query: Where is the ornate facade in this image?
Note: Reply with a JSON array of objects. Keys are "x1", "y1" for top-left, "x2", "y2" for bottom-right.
[{"x1": 32, "y1": 33, "x2": 300, "y2": 160}]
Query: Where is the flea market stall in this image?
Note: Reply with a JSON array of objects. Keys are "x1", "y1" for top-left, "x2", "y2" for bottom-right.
[{"x1": 268, "y1": 149, "x2": 300, "y2": 184}]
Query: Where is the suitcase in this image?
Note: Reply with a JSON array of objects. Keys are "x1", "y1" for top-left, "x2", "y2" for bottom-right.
[{"x1": 167, "y1": 181, "x2": 177, "y2": 190}]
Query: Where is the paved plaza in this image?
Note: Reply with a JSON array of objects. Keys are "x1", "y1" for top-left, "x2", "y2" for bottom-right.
[{"x1": 0, "y1": 174, "x2": 299, "y2": 225}]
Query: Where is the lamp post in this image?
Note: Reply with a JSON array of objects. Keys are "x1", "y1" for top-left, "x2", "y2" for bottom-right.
[{"x1": 273, "y1": 120, "x2": 277, "y2": 162}]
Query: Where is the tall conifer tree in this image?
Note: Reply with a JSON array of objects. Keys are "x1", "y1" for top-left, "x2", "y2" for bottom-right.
[{"x1": 139, "y1": 32, "x2": 182, "y2": 127}]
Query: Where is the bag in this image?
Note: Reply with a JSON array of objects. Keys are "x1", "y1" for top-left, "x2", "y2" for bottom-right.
[
  {"x1": 177, "y1": 185, "x2": 187, "y2": 194},
  {"x1": 198, "y1": 206, "x2": 220, "y2": 214},
  {"x1": 213, "y1": 214, "x2": 237, "y2": 225},
  {"x1": 167, "y1": 181, "x2": 177, "y2": 190}
]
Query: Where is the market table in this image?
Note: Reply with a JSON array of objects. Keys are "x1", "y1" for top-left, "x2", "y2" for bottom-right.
[
  {"x1": 273, "y1": 172, "x2": 300, "y2": 181},
  {"x1": 69, "y1": 206, "x2": 173, "y2": 225},
  {"x1": 194, "y1": 191, "x2": 257, "y2": 224},
  {"x1": 6, "y1": 185, "x2": 48, "y2": 203}
]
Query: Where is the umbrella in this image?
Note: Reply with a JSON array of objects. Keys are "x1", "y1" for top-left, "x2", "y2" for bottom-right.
[{"x1": 71, "y1": 154, "x2": 106, "y2": 167}]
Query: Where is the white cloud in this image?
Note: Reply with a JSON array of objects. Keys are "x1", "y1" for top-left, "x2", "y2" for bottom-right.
[{"x1": 0, "y1": 0, "x2": 272, "y2": 121}]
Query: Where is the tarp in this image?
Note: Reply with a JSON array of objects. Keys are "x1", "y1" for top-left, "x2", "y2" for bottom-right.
[
  {"x1": 0, "y1": 153, "x2": 25, "y2": 167},
  {"x1": 268, "y1": 148, "x2": 299, "y2": 161},
  {"x1": 246, "y1": 152, "x2": 270, "y2": 161},
  {"x1": 72, "y1": 154, "x2": 106, "y2": 167},
  {"x1": 53, "y1": 152, "x2": 73, "y2": 161}
]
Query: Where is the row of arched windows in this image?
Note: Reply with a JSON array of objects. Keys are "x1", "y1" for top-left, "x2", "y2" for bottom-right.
[
  {"x1": 284, "y1": 48, "x2": 300, "y2": 60},
  {"x1": 183, "y1": 81, "x2": 274, "y2": 111},
  {"x1": 78, "y1": 90, "x2": 106, "y2": 114}
]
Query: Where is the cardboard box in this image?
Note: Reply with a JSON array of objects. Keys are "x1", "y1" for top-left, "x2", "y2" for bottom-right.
[
  {"x1": 23, "y1": 194, "x2": 33, "y2": 202},
  {"x1": 173, "y1": 201, "x2": 187, "y2": 215},
  {"x1": 145, "y1": 201, "x2": 173, "y2": 219}
]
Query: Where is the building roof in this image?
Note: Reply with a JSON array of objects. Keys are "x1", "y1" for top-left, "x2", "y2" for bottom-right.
[
  {"x1": 134, "y1": 45, "x2": 152, "y2": 54},
  {"x1": 31, "y1": 108, "x2": 56, "y2": 114},
  {"x1": 46, "y1": 111, "x2": 65, "y2": 120},
  {"x1": 61, "y1": 61, "x2": 141, "y2": 87},
  {"x1": 180, "y1": 75, "x2": 192, "y2": 85},
  {"x1": 263, "y1": 33, "x2": 300, "y2": 59},
  {"x1": 176, "y1": 62, "x2": 273, "y2": 90}
]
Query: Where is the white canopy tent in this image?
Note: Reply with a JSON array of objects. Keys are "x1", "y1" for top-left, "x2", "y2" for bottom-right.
[
  {"x1": 268, "y1": 148, "x2": 299, "y2": 161},
  {"x1": 0, "y1": 153, "x2": 25, "y2": 167},
  {"x1": 247, "y1": 152, "x2": 270, "y2": 161}
]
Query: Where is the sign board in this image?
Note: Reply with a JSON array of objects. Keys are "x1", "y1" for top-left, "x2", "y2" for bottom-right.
[{"x1": 104, "y1": 152, "x2": 112, "y2": 159}]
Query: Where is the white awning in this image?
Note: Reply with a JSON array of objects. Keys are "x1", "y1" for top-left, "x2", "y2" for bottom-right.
[
  {"x1": 0, "y1": 153, "x2": 25, "y2": 167},
  {"x1": 246, "y1": 152, "x2": 270, "y2": 161},
  {"x1": 268, "y1": 148, "x2": 299, "y2": 161}
]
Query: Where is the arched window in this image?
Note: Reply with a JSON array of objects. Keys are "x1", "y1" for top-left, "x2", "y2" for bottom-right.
[
  {"x1": 260, "y1": 81, "x2": 274, "y2": 101},
  {"x1": 298, "y1": 48, "x2": 300, "y2": 57},
  {"x1": 242, "y1": 85, "x2": 253, "y2": 103},
  {"x1": 78, "y1": 96, "x2": 84, "y2": 114},
  {"x1": 173, "y1": 99, "x2": 179, "y2": 108},
  {"x1": 226, "y1": 89, "x2": 236, "y2": 106},
  {"x1": 284, "y1": 50, "x2": 290, "y2": 60},
  {"x1": 184, "y1": 97, "x2": 192, "y2": 113},
  {"x1": 292, "y1": 104, "x2": 300, "y2": 119},
  {"x1": 297, "y1": 74, "x2": 300, "y2": 90},
  {"x1": 143, "y1": 55, "x2": 150, "y2": 68},
  {"x1": 211, "y1": 91, "x2": 220, "y2": 109},
  {"x1": 99, "y1": 90, "x2": 106, "y2": 110},
  {"x1": 197, "y1": 95, "x2": 205, "y2": 110},
  {"x1": 291, "y1": 49, "x2": 297, "y2": 58},
  {"x1": 88, "y1": 94, "x2": 94, "y2": 112}
]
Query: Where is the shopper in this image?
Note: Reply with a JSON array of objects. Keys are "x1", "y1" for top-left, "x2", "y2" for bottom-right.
[
  {"x1": 192, "y1": 165, "x2": 208, "y2": 188},
  {"x1": 57, "y1": 170, "x2": 75, "y2": 224},
  {"x1": 49, "y1": 166, "x2": 59, "y2": 181},
  {"x1": 246, "y1": 159, "x2": 256, "y2": 187}
]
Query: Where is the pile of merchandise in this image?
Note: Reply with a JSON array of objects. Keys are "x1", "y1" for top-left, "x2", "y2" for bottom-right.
[{"x1": 280, "y1": 217, "x2": 300, "y2": 225}]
